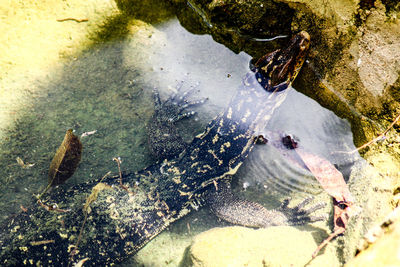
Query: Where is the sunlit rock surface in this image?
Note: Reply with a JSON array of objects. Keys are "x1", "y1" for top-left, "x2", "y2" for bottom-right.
[
  {"x1": 346, "y1": 206, "x2": 400, "y2": 267},
  {"x1": 184, "y1": 226, "x2": 338, "y2": 267}
]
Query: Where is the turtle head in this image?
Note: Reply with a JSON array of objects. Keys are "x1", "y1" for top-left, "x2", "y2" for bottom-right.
[{"x1": 253, "y1": 31, "x2": 310, "y2": 92}]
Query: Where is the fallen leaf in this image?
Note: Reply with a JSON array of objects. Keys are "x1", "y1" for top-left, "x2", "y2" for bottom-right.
[
  {"x1": 292, "y1": 143, "x2": 360, "y2": 258},
  {"x1": 295, "y1": 148, "x2": 354, "y2": 204},
  {"x1": 48, "y1": 129, "x2": 82, "y2": 186},
  {"x1": 259, "y1": 131, "x2": 359, "y2": 258},
  {"x1": 262, "y1": 131, "x2": 354, "y2": 204}
]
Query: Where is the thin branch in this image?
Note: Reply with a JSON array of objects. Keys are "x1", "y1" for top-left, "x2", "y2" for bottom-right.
[
  {"x1": 351, "y1": 112, "x2": 400, "y2": 153},
  {"x1": 312, "y1": 228, "x2": 345, "y2": 258},
  {"x1": 37, "y1": 199, "x2": 70, "y2": 213},
  {"x1": 69, "y1": 207, "x2": 89, "y2": 265},
  {"x1": 56, "y1": 18, "x2": 88, "y2": 23},
  {"x1": 113, "y1": 157, "x2": 129, "y2": 191},
  {"x1": 30, "y1": 240, "x2": 55, "y2": 246},
  {"x1": 69, "y1": 171, "x2": 111, "y2": 265}
]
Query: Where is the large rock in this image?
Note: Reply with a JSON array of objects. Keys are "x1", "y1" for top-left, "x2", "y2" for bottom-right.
[
  {"x1": 184, "y1": 226, "x2": 339, "y2": 267},
  {"x1": 346, "y1": 206, "x2": 400, "y2": 267}
]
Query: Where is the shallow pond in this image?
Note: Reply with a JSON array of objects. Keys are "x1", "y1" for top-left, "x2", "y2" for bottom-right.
[{"x1": 0, "y1": 5, "x2": 376, "y2": 267}]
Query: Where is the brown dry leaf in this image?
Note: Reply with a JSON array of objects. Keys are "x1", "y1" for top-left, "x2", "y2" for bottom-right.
[
  {"x1": 48, "y1": 129, "x2": 82, "y2": 187},
  {"x1": 261, "y1": 131, "x2": 354, "y2": 204},
  {"x1": 295, "y1": 147, "x2": 354, "y2": 204},
  {"x1": 294, "y1": 147, "x2": 360, "y2": 258},
  {"x1": 293, "y1": 147, "x2": 359, "y2": 226}
]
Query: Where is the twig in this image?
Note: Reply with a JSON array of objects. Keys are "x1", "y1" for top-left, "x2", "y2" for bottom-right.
[
  {"x1": 99, "y1": 171, "x2": 111, "y2": 183},
  {"x1": 69, "y1": 208, "x2": 89, "y2": 264},
  {"x1": 312, "y1": 198, "x2": 354, "y2": 259},
  {"x1": 56, "y1": 18, "x2": 88, "y2": 23},
  {"x1": 81, "y1": 130, "x2": 97, "y2": 138},
  {"x1": 20, "y1": 205, "x2": 28, "y2": 212},
  {"x1": 113, "y1": 157, "x2": 129, "y2": 191},
  {"x1": 213, "y1": 180, "x2": 218, "y2": 191},
  {"x1": 312, "y1": 228, "x2": 345, "y2": 258},
  {"x1": 348, "y1": 112, "x2": 400, "y2": 153},
  {"x1": 35, "y1": 170, "x2": 73, "y2": 213},
  {"x1": 30, "y1": 240, "x2": 55, "y2": 246},
  {"x1": 37, "y1": 199, "x2": 70, "y2": 213},
  {"x1": 69, "y1": 171, "x2": 111, "y2": 265},
  {"x1": 37, "y1": 182, "x2": 52, "y2": 201}
]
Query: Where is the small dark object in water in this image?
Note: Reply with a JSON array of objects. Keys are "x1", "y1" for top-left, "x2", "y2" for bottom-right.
[
  {"x1": 282, "y1": 135, "x2": 298, "y2": 149},
  {"x1": 255, "y1": 135, "x2": 268, "y2": 144}
]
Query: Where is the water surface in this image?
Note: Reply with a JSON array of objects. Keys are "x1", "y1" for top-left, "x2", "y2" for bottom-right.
[{"x1": 0, "y1": 14, "x2": 361, "y2": 266}]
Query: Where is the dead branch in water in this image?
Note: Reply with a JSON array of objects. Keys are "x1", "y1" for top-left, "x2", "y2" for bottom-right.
[{"x1": 113, "y1": 157, "x2": 129, "y2": 191}]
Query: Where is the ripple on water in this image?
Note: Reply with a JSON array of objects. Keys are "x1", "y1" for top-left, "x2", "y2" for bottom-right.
[{"x1": 236, "y1": 89, "x2": 361, "y2": 196}]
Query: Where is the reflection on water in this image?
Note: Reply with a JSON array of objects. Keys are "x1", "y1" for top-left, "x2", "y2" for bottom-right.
[
  {"x1": 238, "y1": 89, "x2": 359, "y2": 196},
  {"x1": 0, "y1": 16, "x2": 360, "y2": 266}
]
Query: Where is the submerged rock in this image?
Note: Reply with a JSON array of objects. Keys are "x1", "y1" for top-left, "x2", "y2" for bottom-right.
[{"x1": 183, "y1": 226, "x2": 339, "y2": 266}]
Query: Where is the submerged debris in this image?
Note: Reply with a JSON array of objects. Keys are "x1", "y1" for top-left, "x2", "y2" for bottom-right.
[
  {"x1": 80, "y1": 130, "x2": 97, "y2": 138},
  {"x1": 16, "y1": 157, "x2": 35, "y2": 169},
  {"x1": 35, "y1": 129, "x2": 83, "y2": 210},
  {"x1": 48, "y1": 129, "x2": 82, "y2": 187}
]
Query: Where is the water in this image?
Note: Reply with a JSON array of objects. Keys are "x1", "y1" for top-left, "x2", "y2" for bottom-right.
[
  {"x1": 238, "y1": 88, "x2": 357, "y2": 196},
  {"x1": 0, "y1": 10, "x2": 364, "y2": 267}
]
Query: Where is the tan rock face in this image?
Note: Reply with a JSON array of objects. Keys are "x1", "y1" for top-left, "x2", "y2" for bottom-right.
[
  {"x1": 357, "y1": 5, "x2": 400, "y2": 97},
  {"x1": 185, "y1": 226, "x2": 339, "y2": 267},
  {"x1": 320, "y1": 1, "x2": 400, "y2": 115},
  {"x1": 281, "y1": 0, "x2": 358, "y2": 31},
  {"x1": 345, "y1": 207, "x2": 400, "y2": 267},
  {"x1": 292, "y1": 1, "x2": 399, "y2": 132}
]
